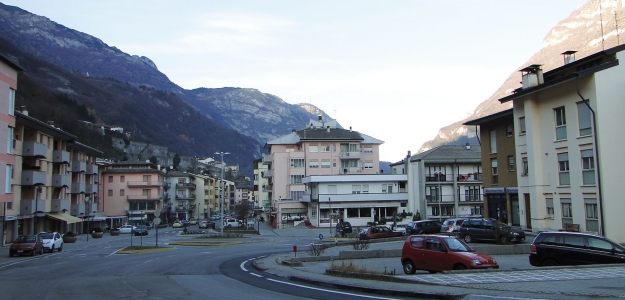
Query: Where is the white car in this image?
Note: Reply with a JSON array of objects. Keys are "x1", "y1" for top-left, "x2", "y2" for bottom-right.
[
  {"x1": 246, "y1": 219, "x2": 256, "y2": 228},
  {"x1": 39, "y1": 232, "x2": 63, "y2": 252},
  {"x1": 392, "y1": 224, "x2": 408, "y2": 235},
  {"x1": 224, "y1": 219, "x2": 241, "y2": 228},
  {"x1": 119, "y1": 225, "x2": 136, "y2": 234}
]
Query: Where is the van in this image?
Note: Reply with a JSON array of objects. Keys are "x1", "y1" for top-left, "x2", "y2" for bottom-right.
[
  {"x1": 529, "y1": 231, "x2": 625, "y2": 267},
  {"x1": 224, "y1": 218, "x2": 241, "y2": 228}
]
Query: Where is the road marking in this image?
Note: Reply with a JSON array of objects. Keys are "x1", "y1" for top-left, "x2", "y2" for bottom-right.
[
  {"x1": 266, "y1": 278, "x2": 400, "y2": 299},
  {"x1": 249, "y1": 272, "x2": 263, "y2": 278},
  {"x1": 470, "y1": 296, "x2": 549, "y2": 300}
]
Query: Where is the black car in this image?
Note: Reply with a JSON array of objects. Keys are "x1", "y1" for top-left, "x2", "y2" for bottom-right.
[
  {"x1": 459, "y1": 218, "x2": 525, "y2": 243},
  {"x1": 335, "y1": 222, "x2": 353, "y2": 237},
  {"x1": 405, "y1": 220, "x2": 443, "y2": 235},
  {"x1": 529, "y1": 231, "x2": 625, "y2": 267},
  {"x1": 133, "y1": 225, "x2": 148, "y2": 236}
]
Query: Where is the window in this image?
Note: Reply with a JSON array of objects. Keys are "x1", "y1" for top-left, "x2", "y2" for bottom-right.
[
  {"x1": 489, "y1": 130, "x2": 497, "y2": 153},
  {"x1": 321, "y1": 161, "x2": 331, "y2": 168},
  {"x1": 585, "y1": 198, "x2": 599, "y2": 232},
  {"x1": 6, "y1": 201, "x2": 12, "y2": 209},
  {"x1": 309, "y1": 145, "x2": 318, "y2": 152},
  {"x1": 6, "y1": 127, "x2": 13, "y2": 154},
  {"x1": 577, "y1": 102, "x2": 592, "y2": 136},
  {"x1": 108, "y1": 189, "x2": 113, "y2": 196},
  {"x1": 426, "y1": 186, "x2": 440, "y2": 202},
  {"x1": 120, "y1": 189, "x2": 125, "y2": 196},
  {"x1": 557, "y1": 152, "x2": 570, "y2": 185},
  {"x1": 352, "y1": 185, "x2": 361, "y2": 194},
  {"x1": 581, "y1": 149, "x2": 595, "y2": 185},
  {"x1": 554, "y1": 106, "x2": 567, "y2": 140},
  {"x1": 519, "y1": 117, "x2": 526, "y2": 134},
  {"x1": 470, "y1": 206, "x2": 482, "y2": 216},
  {"x1": 546, "y1": 198, "x2": 554, "y2": 217},
  {"x1": 491, "y1": 159, "x2": 498, "y2": 185},
  {"x1": 521, "y1": 157, "x2": 528, "y2": 176},
  {"x1": 5, "y1": 165, "x2": 12, "y2": 193},
  {"x1": 290, "y1": 175, "x2": 304, "y2": 184},
  {"x1": 506, "y1": 125, "x2": 513, "y2": 137},
  {"x1": 143, "y1": 189, "x2": 150, "y2": 197},
  {"x1": 382, "y1": 184, "x2": 393, "y2": 193},
  {"x1": 108, "y1": 176, "x2": 113, "y2": 183},
  {"x1": 364, "y1": 147, "x2": 373, "y2": 154},
  {"x1": 120, "y1": 175, "x2": 125, "y2": 182},
  {"x1": 561, "y1": 199, "x2": 572, "y2": 222},
  {"x1": 320, "y1": 145, "x2": 330, "y2": 152},
  {"x1": 362, "y1": 184, "x2": 369, "y2": 193},
  {"x1": 309, "y1": 160, "x2": 319, "y2": 168},
  {"x1": 363, "y1": 162, "x2": 373, "y2": 169},
  {"x1": 290, "y1": 158, "x2": 305, "y2": 168},
  {"x1": 461, "y1": 186, "x2": 480, "y2": 201},
  {"x1": 143, "y1": 175, "x2": 151, "y2": 182},
  {"x1": 508, "y1": 156, "x2": 515, "y2": 172},
  {"x1": 8, "y1": 89, "x2": 15, "y2": 116}
]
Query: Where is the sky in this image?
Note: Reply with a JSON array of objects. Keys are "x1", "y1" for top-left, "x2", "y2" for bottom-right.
[{"x1": 3, "y1": 0, "x2": 589, "y2": 162}]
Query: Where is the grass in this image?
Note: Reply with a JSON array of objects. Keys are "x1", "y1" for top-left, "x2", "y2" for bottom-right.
[
  {"x1": 117, "y1": 246, "x2": 175, "y2": 254},
  {"x1": 327, "y1": 260, "x2": 398, "y2": 276}
]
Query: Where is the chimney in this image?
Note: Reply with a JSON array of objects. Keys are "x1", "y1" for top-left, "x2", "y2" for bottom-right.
[
  {"x1": 562, "y1": 50, "x2": 577, "y2": 65},
  {"x1": 465, "y1": 143, "x2": 471, "y2": 150},
  {"x1": 349, "y1": 126, "x2": 352, "y2": 132},
  {"x1": 20, "y1": 105, "x2": 28, "y2": 116},
  {"x1": 326, "y1": 126, "x2": 330, "y2": 132},
  {"x1": 318, "y1": 115, "x2": 322, "y2": 121},
  {"x1": 519, "y1": 64, "x2": 543, "y2": 89},
  {"x1": 292, "y1": 129, "x2": 296, "y2": 133}
]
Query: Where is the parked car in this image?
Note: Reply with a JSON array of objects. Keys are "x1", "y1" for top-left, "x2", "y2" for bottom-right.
[
  {"x1": 440, "y1": 218, "x2": 468, "y2": 233},
  {"x1": 188, "y1": 217, "x2": 198, "y2": 225},
  {"x1": 405, "y1": 220, "x2": 443, "y2": 235},
  {"x1": 459, "y1": 218, "x2": 525, "y2": 243},
  {"x1": 9, "y1": 235, "x2": 44, "y2": 257},
  {"x1": 198, "y1": 220, "x2": 209, "y2": 228},
  {"x1": 281, "y1": 215, "x2": 302, "y2": 221},
  {"x1": 529, "y1": 231, "x2": 625, "y2": 267},
  {"x1": 392, "y1": 224, "x2": 408, "y2": 235},
  {"x1": 119, "y1": 225, "x2": 137, "y2": 234},
  {"x1": 359, "y1": 226, "x2": 404, "y2": 240},
  {"x1": 335, "y1": 221, "x2": 353, "y2": 237},
  {"x1": 172, "y1": 220, "x2": 183, "y2": 228},
  {"x1": 181, "y1": 220, "x2": 190, "y2": 227},
  {"x1": 133, "y1": 225, "x2": 149, "y2": 236},
  {"x1": 401, "y1": 235, "x2": 499, "y2": 274},
  {"x1": 224, "y1": 218, "x2": 241, "y2": 228},
  {"x1": 246, "y1": 219, "x2": 256, "y2": 229},
  {"x1": 39, "y1": 232, "x2": 63, "y2": 253}
]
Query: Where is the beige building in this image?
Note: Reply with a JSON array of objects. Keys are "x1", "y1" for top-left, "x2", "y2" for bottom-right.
[
  {"x1": 252, "y1": 158, "x2": 269, "y2": 215},
  {"x1": 499, "y1": 46, "x2": 625, "y2": 243}
]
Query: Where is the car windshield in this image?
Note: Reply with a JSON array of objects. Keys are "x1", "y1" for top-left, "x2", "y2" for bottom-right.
[
  {"x1": 15, "y1": 236, "x2": 36, "y2": 243},
  {"x1": 443, "y1": 237, "x2": 474, "y2": 252},
  {"x1": 39, "y1": 233, "x2": 53, "y2": 239},
  {"x1": 137, "y1": 225, "x2": 147, "y2": 230},
  {"x1": 343, "y1": 222, "x2": 351, "y2": 227}
]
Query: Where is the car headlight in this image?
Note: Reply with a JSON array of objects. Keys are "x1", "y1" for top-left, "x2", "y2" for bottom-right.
[
  {"x1": 513, "y1": 233, "x2": 520, "y2": 236},
  {"x1": 492, "y1": 258, "x2": 497, "y2": 264},
  {"x1": 471, "y1": 259, "x2": 481, "y2": 265}
]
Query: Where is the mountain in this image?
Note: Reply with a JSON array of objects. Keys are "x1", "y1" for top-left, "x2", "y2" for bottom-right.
[
  {"x1": 0, "y1": 3, "x2": 333, "y2": 164},
  {"x1": 419, "y1": 0, "x2": 618, "y2": 152}
]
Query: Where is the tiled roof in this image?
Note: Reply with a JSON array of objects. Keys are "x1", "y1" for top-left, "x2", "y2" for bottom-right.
[{"x1": 410, "y1": 145, "x2": 481, "y2": 162}]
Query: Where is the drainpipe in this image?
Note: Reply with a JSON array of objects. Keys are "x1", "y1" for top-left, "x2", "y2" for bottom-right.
[{"x1": 575, "y1": 75, "x2": 605, "y2": 236}]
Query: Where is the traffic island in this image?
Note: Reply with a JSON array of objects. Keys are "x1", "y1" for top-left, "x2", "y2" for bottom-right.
[
  {"x1": 168, "y1": 241, "x2": 242, "y2": 247},
  {"x1": 117, "y1": 246, "x2": 175, "y2": 254}
]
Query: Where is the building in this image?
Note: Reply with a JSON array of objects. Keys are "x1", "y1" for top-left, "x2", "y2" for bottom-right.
[
  {"x1": 401, "y1": 145, "x2": 483, "y2": 221},
  {"x1": 165, "y1": 171, "x2": 197, "y2": 222},
  {"x1": 263, "y1": 116, "x2": 389, "y2": 227},
  {"x1": 464, "y1": 109, "x2": 521, "y2": 226},
  {"x1": 252, "y1": 158, "x2": 269, "y2": 215},
  {"x1": 499, "y1": 46, "x2": 625, "y2": 243}
]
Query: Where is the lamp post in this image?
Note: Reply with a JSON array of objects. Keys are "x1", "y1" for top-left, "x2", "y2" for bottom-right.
[
  {"x1": 329, "y1": 197, "x2": 332, "y2": 236},
  {"x1": 438, "y1": 169, "x2": 442, "y2": 222},
  {"x1": 215, "y1": 151, "x2": 230, "y2": 234},
  {"x1": 85, "y1": 197, "x2": 90, "y2": 241}
]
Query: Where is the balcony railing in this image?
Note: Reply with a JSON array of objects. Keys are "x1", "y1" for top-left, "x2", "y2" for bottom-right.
[
  {"x1": 262, "y1": 169, "x2": 273, "y2": 178},
  {"x1": 457, "y1": 173, "x2": 483, "y2": 182},
  {"x1": 85, "y1": 183, "x2": 98, "y2": 194},
  {"x1": 85, "y1": 164, "x2": 98, "y2": 175},
  {"x1": 71, "y1": 160, "x2": 86, "y2": 173},
  {"x1": 70, "y1": 182, "x2": 86, "y2": 194},
  {"x1": 339, "y1": 151, "x2": 362, "y2": 159},
  {"x1": 52, "y1": 150, "x2": 70, "y2": 164},
  {"x1": 50, "y1": 198, "x2": 69, "y2": 212},
  {"x1": 176, "y1": 183, "x2": 196, "y2": 189},
  {"x1": 425, "y1": 195, "x2": 454, "y2": 203},
  {"x1": 126, "y1": 195, "x2": 162, "y2": 201},
  {"x1": 176, "y1": 194, "x2": 196, "y2": 200},
  {"x1": 71, "y1": 203, "x2": 85, "y2": 216},
  {"x1": 20, "y1": 199, "x2": 46, "y2": 215},
  {"x1": 51, "y1": 174, "x2": 70, "y2": 188},
  {"x1": 460, "y1": 194, "x2": 483, "y2": 202},
  {"x1": 22, "y1": 141, "x2": 47, "y2": 158},
  {"x1": 340, "y1": 167, "x2": 363, "y2": 174},
  {"x1": 262, "y1": 154, "x2": 273, "y2": 165},
  {"x1": 425, "y1": 174, "x2": 450, "y2": 182},
  {"x1": 127, "y1": 181, "x2": 162, "y2": 187},
  {"x1": 85, "y1": 201, "x2": 99, "y2": 214},
  {"x1": 22, "y1": 171, "x2": 46, "y2": 186}
]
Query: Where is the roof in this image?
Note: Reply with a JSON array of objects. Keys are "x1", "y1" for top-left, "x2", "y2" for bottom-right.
[
  {"x1": 410, "y1": 144, "x2": 481, "y2": 163},
  {"x1": 166, "y1": 171, "x2": 195, "y2": 178},
  {"x1": 0, "y1": 53, "x2": 25, "y2": 71},
  {"x1": 264, "y1": 126, "x2": 383, "y2": 149},
  {"x1": 463, "y1": 108, "x2": 513, "y2": 126},
  {"x1": 15, "y1": 112, "x2": 76, "y2": 141},
  {"x1": 67, "y1": 141, "x2": 103, "y2": 157}
]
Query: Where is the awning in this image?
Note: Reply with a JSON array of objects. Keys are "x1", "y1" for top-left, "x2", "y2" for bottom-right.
[{"x1": 47, "y1": 213, "x2": 83, "y2": 224}]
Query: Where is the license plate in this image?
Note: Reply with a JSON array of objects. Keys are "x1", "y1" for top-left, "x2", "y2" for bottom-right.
[{"x1": 17, "y1": 250, "x2": 23, "y2": 253}]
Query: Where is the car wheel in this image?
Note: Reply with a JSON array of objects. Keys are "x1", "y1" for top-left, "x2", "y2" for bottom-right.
[
  {"x1": 542, "y1": 259, "x2": 559, "y2": 267},
  {"x1": 453, "y1": 263, "x2": 467, "y2": 270},
  {"x1": 403, "y1": 260, "x2": 416, "y2": 274},
  {"x1": 428, "y1": 270, "x2": 437, "y2": 274},
  {"x1": 58, "y1": 244, "x2": 63, "y2": 252},
  {"x1": 50, "y1": 245, "x2": 55, "y2": 253},
  {"x1": 31, "y1": 250, "x2": 36, "y2": 256},
  {"x1": 39, "y1": 248, "x2": 44, "y2": 255},
  {"x1": 463, "y1": 234, "x2": 473, "y2": 243}
]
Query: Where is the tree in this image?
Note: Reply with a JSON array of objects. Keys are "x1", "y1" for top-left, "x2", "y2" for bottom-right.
[
  {"x1": 149, "y1": 156, "x2": 158, "y2": 165},
  {"x1": 173, "y1": 153, "x2": 180, "y2": 170},
  {"x1": 235, "y1": 199, "x2": 251, "y2": 220}
]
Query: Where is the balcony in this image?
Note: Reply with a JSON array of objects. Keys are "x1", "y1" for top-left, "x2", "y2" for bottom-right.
[
  {"x1": 85, "y1": 183, "x2": 98, "y2": 194},
  {"x1": 85, "y1": 164, "x2": 98, "y2": 175},
  {"x1": 85, "y1": 201, "x2": 99, "y2": 214},
  {"x1": 52, "y1": 150, "x2": 70, "y2": 164},
  {"x1": 22, "y1": 141, "x2": 47, "y2": 158},
  {"x1": 457, "y1": 173, "x2": 483, "y2": 182},
  {"x1": 339, "y1": 151, "x2": 362, "y2": 160},
  {"x1": 162, "y1": 193, "x2": 170, "y2": 201},
  {"x1": 127, "y1": 181, "x2": 162, "y2": 187},
  {"x1": 176, "y1": 182, "x2": 196, "y2": 189},
  {"x1": 51, "y1": 174, "x2": 70, "y2": 188},
  {"x1": 20, "y1": 199, "x2": 46, "y2": 215},
  {"x1": 71, "y1": 160, "x2": 86, "y2": 173},
  {"x1": 162, "y1": 182, "x2": 171, "y2": 189},
  {"x1": 426, "y1": 195, "x2": 455, "y2": 203},
  {"x1": 22, "y1": 171, "x2": 46, "y2": 186},
  {"x1": 460, "y1": 194, "x2": 483, "y2": 202},
  {"x1": 70, "y1": 182, "x2": 86, "y2": 194},
  {"x1": 262, "y1": 169, "x2": 273, "y2": 178},
  {"x1": 50, "y1": 198, "x2": 69, "y2": 212},
  {"x1": 127, "y1": 195, "x2": 162, "y2": 201},
  {"x1": 262, "y1": 154, "x2": 273, "y2": 165},
  {"x1": 340, "y1": 167, "x2": 363, "y2": 175},
  {"x1": 425, "y1": 174, "x2": 451, "y2": 182},
  {"x1": 71, "y1": 203, "x2": 85, "y2": 216},
  {"x1": 176, "y1": 194, "x2": 196, "y2": 201},
  {"x1": 265, "y1": 184, "x2": 273, "y2": 192}
]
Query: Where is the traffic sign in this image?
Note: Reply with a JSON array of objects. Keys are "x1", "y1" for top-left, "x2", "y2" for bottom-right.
[
  {"x1": 153, "y1": 217, "x2": 161, "y2": 225},
  {"x1": 319, "y1": 234, "x2": 323, "y2": 240},
  {"x1": 153, "y1": 209, "x2": 161, "y2": 217}
]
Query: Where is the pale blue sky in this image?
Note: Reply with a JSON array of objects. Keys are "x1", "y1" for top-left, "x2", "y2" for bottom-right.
[{"x1": 3, "y1": 0, "x2": 588, "y2": 161}]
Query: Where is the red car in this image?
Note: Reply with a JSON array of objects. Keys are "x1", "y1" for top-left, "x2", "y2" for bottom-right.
[
  {"x1": 401, "y1": 235, "x2": 499, "y2": 274},
  {"x1": 9, "y1": 235, "x2": 44, "y2": 257},
  {"x1": 359, "y1": 226, "x2": 404, "y2": 240}
]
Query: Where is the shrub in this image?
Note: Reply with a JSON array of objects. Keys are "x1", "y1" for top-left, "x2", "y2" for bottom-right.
[
  {"x1": 352, "y1": 239, "x2": 370, "y2": 250},
  {"x1": 307, "y1": 242, "x2": 327, "y2": 256}
]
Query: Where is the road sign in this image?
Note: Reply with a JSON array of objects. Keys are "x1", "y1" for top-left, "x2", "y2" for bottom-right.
[
  {"x1": 319, "y1": 234, "x2": 323, "y2": 240},
  {"x1": 153, "y1": 217, "x2": 161, "y2": 225},
  {"x1": 153, "y1": 209, "x2": 161, "y2": 217}
]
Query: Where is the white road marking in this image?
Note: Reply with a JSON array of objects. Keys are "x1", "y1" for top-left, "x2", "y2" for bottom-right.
[
  {"x1": 249, "y1": 272, "x2": 263, "y2": 278},
  {"x1": 266, "y1": 278, "x2": 400, "y2": 299}
]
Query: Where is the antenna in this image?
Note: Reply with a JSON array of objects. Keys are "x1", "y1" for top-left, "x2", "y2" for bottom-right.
[
  {"x1": 600, "y1": 0, "x2": 605, "y2": 50},
  {"x1": 615, "y1": 7, "x2": 620, "y2": 45}
]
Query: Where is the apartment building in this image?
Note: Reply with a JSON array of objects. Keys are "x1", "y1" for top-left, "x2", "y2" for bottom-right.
[
  {"x1": 401, "y1": 145, "x2": 483, "y2": 221},
  {"x1": 499, "y1": 47, "x2": 625, "y2": 243},
  {"x1": 464, "y1": 109, "x2": 521, "y2": 226},
  {"x1": 263, "y1": 117, "x2": 386, "y2": 227},
  {"x1": 252, "y1": 158, "x2": 269, "y2": 215},
  {"x1": 165, "y1": 171, "x2": 197, "y2": 222},
  {"x1": 100, "y1": 162, "x2": 165, "y2": 227},
  {"x1": 192, "y1": 173, "x2": 216, "y2": 219}
]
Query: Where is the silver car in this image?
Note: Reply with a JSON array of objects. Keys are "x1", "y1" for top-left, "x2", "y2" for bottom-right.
[{"x1": 440, "y1": 218, "x2": 468, "y2": 233}]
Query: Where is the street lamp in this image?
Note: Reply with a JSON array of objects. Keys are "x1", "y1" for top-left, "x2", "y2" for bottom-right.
[
  {"x1": 215, "y1": 151, "x2": 230, "y2": 234},
  {"x1": 329, "y1": 197, "x2": 332, "y2": 236}
]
